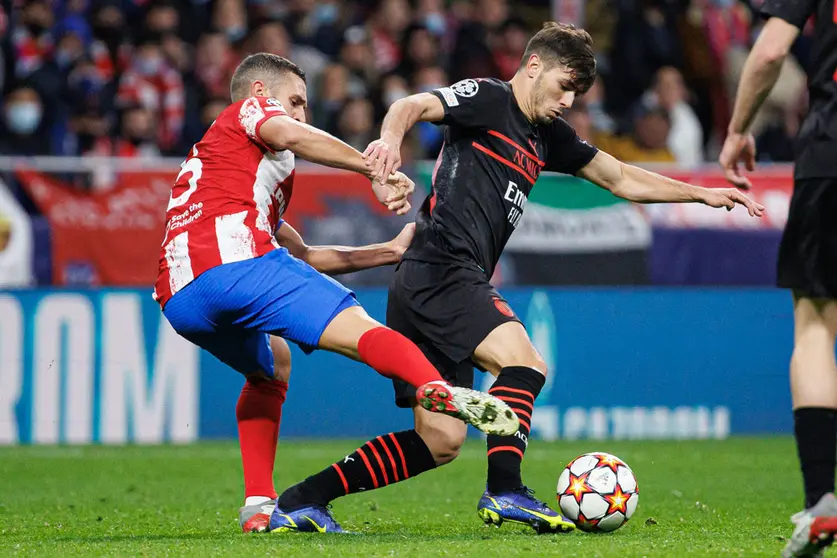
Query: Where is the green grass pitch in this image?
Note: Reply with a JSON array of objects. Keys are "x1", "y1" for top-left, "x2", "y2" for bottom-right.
[{"x1": 0, "y1": 437, "x2": 804, "y2": 557}]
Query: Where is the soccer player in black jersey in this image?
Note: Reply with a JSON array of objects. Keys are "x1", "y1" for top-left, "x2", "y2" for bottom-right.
[
  {"x1": 271, "y1": 22, "x2": 763, "y2": 534},
  {"x1": 719, "y1": 1, "x2": 837, "y2": 555}
]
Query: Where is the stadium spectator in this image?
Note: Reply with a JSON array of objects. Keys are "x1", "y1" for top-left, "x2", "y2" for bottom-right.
[
  {"x1": 316, "y1": 63, "x2": 350, "y2": 132},
  {"x1": 90, "y1": 105, "x2": 160, "y2": 158},
  {"x1": 368, "y1": 0, "x2": 412, "y2": 73},
  {"x1": 492, "y1": 17, "x2": 529, "y2": 80},
  {"x1": 335, "y1": 97, "x2": 375, "y2": 151},
  {"x1": 396, "y1": 24, "x2": 442, "y2": 81},
  {"x1": 116, "y1": 34, "x2": 184, "y2": 153},
  {"x1": 0, "y1": 0, "x2": 816, "y2": 167},
  {"x1": 644, "y1": 66, "x2": 703, "y2": 168},
  {"x1": 582, "y1": 76, "x2": 616, "y2": 135},
  {"x1": 0, "y1": 85, "x2": 50, "y2": 155},
  {"x1": 450, "y1": 0, "x2": 508, "y2": 81},
  {"x1": 597, "y1": 103, "x2": 676, "y2": 164},
  {"x1": 12, "y1": 0, "x2": 55, "y2": 80}
]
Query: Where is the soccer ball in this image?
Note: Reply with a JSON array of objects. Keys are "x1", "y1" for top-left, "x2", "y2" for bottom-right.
[{"x1": 556, "y1": 452, "x2": 638, "y2": 533}]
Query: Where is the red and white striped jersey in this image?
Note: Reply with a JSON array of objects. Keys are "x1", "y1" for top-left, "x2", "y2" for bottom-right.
[{"x1": 153, "y1": 96, "x2": 295, "y2": 307}]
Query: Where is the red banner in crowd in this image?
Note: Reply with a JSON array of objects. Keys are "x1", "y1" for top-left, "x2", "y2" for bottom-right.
[
  {"x1": 17, "y1": 168, "x2": 174, "y2": 285},
  {"x1": 17, "y1": 167, "x2": 386, "y2": 286}
]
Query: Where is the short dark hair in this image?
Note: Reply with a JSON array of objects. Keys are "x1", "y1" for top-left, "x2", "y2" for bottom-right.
[
  {"x1": 229, "y1": 53, "x2": 306, "y2": 101},
  {"x1": 520, "y1": 21, "x2": 596, "y2": 94}
]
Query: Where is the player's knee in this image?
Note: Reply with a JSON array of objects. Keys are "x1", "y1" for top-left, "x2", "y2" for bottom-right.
[
  {"x1": 530, "y1": 355, "x2": 549, "y2": 378},
  {"x1": 417, "y1": 421, "x2": 467, "y2": 466},
  {"x1": 270, "y1": 336, "x2": 292, "y2": 383}
]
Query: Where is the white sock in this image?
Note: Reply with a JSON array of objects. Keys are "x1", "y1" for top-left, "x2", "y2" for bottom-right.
[{"x1": 245, "y1": 496, "x2": 273, "y2": 507}]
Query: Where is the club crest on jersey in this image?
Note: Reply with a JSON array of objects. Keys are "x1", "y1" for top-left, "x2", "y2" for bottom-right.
[
  {"x1": 265, "y1": 98, "x2": 286, "y2": 112},
  {"x1": 451, "y1": 79, "x2": 479, "y2": 98}
]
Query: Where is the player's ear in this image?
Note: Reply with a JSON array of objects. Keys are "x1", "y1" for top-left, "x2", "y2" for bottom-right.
[
  {"x1": 526, "y1": 54, "x2": 541, "y2": 79},
  {"x1": 251, "y1": 80, "x2": 267, "y2": 98}
]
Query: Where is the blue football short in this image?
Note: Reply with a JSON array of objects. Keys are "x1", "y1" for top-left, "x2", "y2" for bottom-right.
[{"x1": 162, "y1": 247, "x2": 358, "y2": 377}]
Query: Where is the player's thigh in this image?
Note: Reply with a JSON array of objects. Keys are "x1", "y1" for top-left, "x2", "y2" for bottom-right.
[
  {"x1": 792, "y1": 293, "x2": 837, "y2": 346},
  {"x1": 234, "y1": 248, "x2": 360, "y2": 354},
  {"x1": 472, "y1": 321, "x2": 547, "y2": 377},
  {"x1": 187, "y1": 328, "x2": 277, "y2": 379}
]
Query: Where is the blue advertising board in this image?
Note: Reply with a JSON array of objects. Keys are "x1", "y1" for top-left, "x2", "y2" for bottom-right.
[{"x1": 0, "y1": 288, "x2": 797, "y2": 445}]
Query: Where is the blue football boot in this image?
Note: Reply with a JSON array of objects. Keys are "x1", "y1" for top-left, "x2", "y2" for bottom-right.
[
  {"x1": 478, "y1": 486, "x2": 576, "y2": 534},
  {"x1": 269, "y1": 503, "x2": 344, "y2": 534}
]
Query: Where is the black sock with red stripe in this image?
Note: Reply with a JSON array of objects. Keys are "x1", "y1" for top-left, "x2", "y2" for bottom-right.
[
  {"x1": 276, "y1": 430, "x2": 436, "y2": 511},
  {"x1": 486, "y1": 366, "x2": 545, "y2": 493}
]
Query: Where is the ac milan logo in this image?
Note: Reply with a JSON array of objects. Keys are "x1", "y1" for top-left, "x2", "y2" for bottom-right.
[
  {"x1": 492, "y1": 297, "x2": 515, "y2": 318},
  {"x1": 451, "y1": 79, "x2": 479, "y2": 97}
]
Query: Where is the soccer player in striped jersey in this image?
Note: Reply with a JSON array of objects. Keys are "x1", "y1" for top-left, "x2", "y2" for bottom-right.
[{"x1": 154, "y1": 53, "x2": 520, "y2": 532}]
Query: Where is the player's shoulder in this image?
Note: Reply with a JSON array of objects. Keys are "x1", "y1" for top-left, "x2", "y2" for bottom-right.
[
  {"x1": 540, "y1": 115, "x2": 575, "y2": 138},
  {"x1": 226, "y1": 96, "x2": 287, "y2": 138},
  {"x1": 437, "y1": 77, "x2": 510, "y2": 106}
]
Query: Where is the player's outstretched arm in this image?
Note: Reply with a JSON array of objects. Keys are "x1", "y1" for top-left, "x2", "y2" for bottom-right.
[
  {"x1": 260, "y1": 116, "x2": 378, "y2": 176},
  {"x1": 719, "y1": 16, "x2": 800, "y2": 189},
  {"x1": 259, "y1": 117, "x2": 414, "y2": 215},
  {"x1": 578, "y1": 150, "x2": 765, "y2": 216},
  {"x1": 276, "y1": 221, "x2": 415, "y2": 275},
  {"x1": 364, "y1": 93, "x2": 446, "y2": 181}
]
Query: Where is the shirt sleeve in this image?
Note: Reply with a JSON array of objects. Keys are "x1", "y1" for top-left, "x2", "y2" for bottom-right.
[
  {"x1": 544, "y1": 118, "x2": 599, "y2": 175},
  {"x1": 237, "y1": 96, "x2": 289, "y2": 152},
  {"x1": 429, "y1": 78, "x2": 509, "y2": 129},
  {"x1": 759, "y1": 0, "x2": 816, "y2": 28}
]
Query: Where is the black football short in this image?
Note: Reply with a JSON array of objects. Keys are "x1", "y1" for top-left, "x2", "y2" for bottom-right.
[
  {"x1": 777, "y1": 178, "x2": 837, "y2": 299},
  {"x1": 387, "y1": 259, "x2": 521, "y2": 408}
]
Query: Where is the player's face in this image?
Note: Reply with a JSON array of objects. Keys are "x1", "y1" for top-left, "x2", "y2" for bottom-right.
[
  {"x1": 531, "y1": 65, "x2": 577, "y2": 125},
  {"x1": 268, "y1": 75, "x2": 308, "y2": 123}
]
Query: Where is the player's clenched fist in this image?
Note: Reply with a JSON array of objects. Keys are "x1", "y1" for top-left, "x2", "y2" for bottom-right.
[{"x1": 372, "y1": 170, "x2": 414, "y2": 216}]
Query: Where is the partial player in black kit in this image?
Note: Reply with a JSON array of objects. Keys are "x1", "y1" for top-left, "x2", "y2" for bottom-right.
[
  {"x1": 275, "y1": 21, "x2": 763, "y2": 534},
  {"x1": 719, "y1": 1, "x2": 837, "y2": 556}
]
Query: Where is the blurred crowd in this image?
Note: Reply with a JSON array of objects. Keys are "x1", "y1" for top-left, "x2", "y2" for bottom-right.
[{"x1": 0, "y1": 0, "x2": 814, "y2": 165}]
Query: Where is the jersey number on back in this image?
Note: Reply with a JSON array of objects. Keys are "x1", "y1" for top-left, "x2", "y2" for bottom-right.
[{"x1": 168, "y1": 147, "x2": 203, "y2": 211}]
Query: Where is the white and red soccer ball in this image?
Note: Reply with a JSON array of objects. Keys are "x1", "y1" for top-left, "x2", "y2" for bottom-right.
[{"x1": 556, "y1": 452, "x2": 639, "y2": 533}]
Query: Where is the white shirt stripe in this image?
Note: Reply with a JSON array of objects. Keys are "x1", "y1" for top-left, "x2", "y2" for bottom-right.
[
  {"x1": 216, "y1": 211, "x2": 257, "y2": 264},
  {"x1": 165, "y1": 231, "x2": 194, "y2": 294}
]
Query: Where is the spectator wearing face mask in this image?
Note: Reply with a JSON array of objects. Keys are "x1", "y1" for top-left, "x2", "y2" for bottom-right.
[
  {"x1": 116, "y1": 34, "x2": 185, "y2": 153},
  {"x1": 0, "y1": 85, "x2": 51, "y2": 155}
]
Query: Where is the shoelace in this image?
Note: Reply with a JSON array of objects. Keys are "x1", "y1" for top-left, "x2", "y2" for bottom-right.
[{"x1": 513, "y1": 486, "x2": 550, "y2": 511}]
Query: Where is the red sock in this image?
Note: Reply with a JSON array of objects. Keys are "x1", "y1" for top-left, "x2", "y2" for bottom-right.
[
  {"x1": 236, "y1": 378, "x2": 288, "y2": 500},
  {"x1": 357, "y1": 327, "x2": 443, "y2": 388}
]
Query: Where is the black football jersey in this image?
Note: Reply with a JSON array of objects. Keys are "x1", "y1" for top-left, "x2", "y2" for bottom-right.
[{"x1": 403, "y1": 78, "x2": 598, "y2": 278}]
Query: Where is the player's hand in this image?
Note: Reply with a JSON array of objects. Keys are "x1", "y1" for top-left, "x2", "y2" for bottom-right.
[
  {"x1": 699, "y1": 187, "x2": 765, "y2": 217},
  {"x1": 389, "y1": 222, "x2": 416, "y2": 260},
  {"x1": 372, "y1": 171, "x2": 414, "y2": 216},
  {"x1": 719, "y1": 132, "x2": 756, "y2": 190},
  {"x1": 363, "y1": 134, "x2": 402, "y2": 182}
]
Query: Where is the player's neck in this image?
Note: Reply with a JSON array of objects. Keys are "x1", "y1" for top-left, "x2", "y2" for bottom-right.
[{"x1": 509, "y1": 75, "x2": 536, "y2": 125}]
